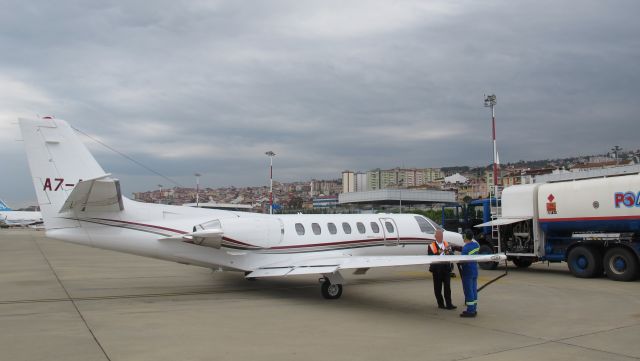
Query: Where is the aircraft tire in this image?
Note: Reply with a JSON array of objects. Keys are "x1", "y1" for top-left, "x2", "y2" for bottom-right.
[{"x1": 321, "y1": 280, "x2": 343, "y2": 299}]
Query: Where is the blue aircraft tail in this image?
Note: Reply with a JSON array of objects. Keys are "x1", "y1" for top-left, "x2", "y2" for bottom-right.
[{"x1": 0, "y1": 199, "x2": 12, "y2": 211}]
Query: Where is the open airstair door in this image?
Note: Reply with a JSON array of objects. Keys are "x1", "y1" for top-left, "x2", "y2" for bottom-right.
[
  {"x1": 59, "y1": 174, "x2": 124, "y2": 213},
  {"x1": 379, "y1": 217, "x2": 399, "y2": 246}
]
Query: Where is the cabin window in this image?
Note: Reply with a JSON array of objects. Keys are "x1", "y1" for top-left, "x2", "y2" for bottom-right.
[
  {"x1": 356, "y1": 222, "x2": 366, "y2": 234},
  {"x1": 312, "y1": 223, "x2": 321, "y2": 235},
  {"x1": 342, "y1": 222, "x2": 352, "y2": 234},
  {"x1": 414, "y1": 216, "x2": 436, "y2": 234},
  {"x1": 370, "y1": 222, "x2": 380, "y2": 233},
  {"x1": 385, "y1": 221, "x2": 395, "y2": 233},
  {"x1": 295, "y1": 223, "x2": 305, "y2": 235},
  {"x1": 328, "y1": 222, "x2": 337, "y2": 235}
]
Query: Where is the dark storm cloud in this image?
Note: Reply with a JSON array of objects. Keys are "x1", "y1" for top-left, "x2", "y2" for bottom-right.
[{"x1": 1, "y1": 0, "x2": 639, "y2": 206}]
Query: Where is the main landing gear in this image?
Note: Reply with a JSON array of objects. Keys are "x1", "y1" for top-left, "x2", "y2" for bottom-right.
[{"x1": 319, "y1": 272, "x2": 345, "y2": 299}]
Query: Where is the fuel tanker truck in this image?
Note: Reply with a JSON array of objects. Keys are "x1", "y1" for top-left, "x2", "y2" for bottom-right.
[{"x1": 476, "y1": 173, "x2": 640, "y2": 281}]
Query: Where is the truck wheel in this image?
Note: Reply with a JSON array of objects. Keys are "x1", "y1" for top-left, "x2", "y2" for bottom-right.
[
  {"x1": 478, "y1": 244, "x2": 498, "y2": 270},
  {"x1": 567, "y1": 246, "x2": 602, "y2": 278},
  {"x1": 512, "y1": 258, "x2": 533, "y2": 268},
  {"x1": 604, "y1": 248, "x2": 639, "y2": 282}
]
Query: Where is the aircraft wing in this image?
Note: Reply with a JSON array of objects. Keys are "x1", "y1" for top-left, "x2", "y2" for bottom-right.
[{"x1": 246, "y1": 254, "x2": 506, "y2": 278}]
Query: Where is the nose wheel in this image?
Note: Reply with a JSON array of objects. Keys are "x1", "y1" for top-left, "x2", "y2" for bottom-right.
[{"x1": 321, "y1": 279, "x2": 343, "y2": 299}]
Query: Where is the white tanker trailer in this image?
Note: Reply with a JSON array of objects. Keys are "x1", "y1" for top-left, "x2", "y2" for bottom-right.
[{"x1": 476, "y1": 173, "x2": 640, "y2": 281}]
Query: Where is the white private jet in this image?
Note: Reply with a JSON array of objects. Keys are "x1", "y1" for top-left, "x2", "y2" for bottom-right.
[
  {"x1": 18, "y1": 117, "x2": 505, "y2": 299},
  {"x1": 0, "y1": 199, "x2": 43, "y2": 227}
]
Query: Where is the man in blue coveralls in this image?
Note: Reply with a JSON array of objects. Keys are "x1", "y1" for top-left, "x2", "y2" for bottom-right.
[{"x1": 460, "y1": 229, "x2": 479, "y2": 318}]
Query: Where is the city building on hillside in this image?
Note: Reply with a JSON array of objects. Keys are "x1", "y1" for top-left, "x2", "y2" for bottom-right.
[
  {"x1": 355, "y1": 172, "x2": 368, "y2": 192},
  {"x1": 310, "y1": 179, "x2": 340, "y2": 197},
  {"x1": 366, "y1": 167, "x2": 444, "y2": 190},
  {"x1": 342, "y1": 171, "x2": 355, "y2": 193},
  {"x1": 444, "y1": 173, "x2": 468, "y2": 184}
]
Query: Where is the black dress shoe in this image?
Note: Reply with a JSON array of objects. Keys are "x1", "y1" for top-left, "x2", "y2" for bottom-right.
[
  {"x1": 445, "y1": 305, "x2": 457, "y2": 310},
  {"x1": 438, "y1": 305, "x2": 446, "y2": 309},
  {"x1": 459, "y1": 311, "x2": 477, "y2": 318}
]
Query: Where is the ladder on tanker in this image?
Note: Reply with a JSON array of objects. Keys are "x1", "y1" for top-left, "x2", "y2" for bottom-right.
[{"x1": 489, "y1": 185, "x2": 503, "y2": 252}]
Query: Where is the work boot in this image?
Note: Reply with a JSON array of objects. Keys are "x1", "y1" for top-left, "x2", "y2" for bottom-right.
[{"x1": 459, "y1": 311, "x2": 477, "y2": 318}]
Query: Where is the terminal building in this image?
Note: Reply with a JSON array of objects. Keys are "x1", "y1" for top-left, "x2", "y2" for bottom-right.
[
  {"x1": 338, "y1": 189, "x2": 456, "y2": 208},
  {"x1": 312, "y1": 196, "x2": 339, "y2": 208}
]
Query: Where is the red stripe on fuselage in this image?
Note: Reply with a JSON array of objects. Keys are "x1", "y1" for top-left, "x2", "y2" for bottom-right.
[
  {"x1": 539, "y1": 215, "x2": 640, "y2": 223},
  {"x1": 268, "y1": 236, "x2": 434, "y2": 250}
]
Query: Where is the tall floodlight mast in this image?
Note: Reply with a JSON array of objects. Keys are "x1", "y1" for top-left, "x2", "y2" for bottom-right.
[
  {"x1": 265, "y1": 151, "x2": 276, "y2": 214},
  {"x1": 484, "y1": 94, "x2": 499, "y2": 193}
]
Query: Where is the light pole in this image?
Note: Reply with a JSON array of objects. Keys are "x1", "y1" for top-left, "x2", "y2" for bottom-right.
[
  {"x1": 194, "y1": 173, "x2": 201, "y2": 207},
  {"x1": 484, "y1": 94, "x2": 499, "y2": 196},
  {"x1": 265, "y1": 151, "x2": 276, "y2": 214},
  {"x1": 398, "y1": 179, "x2": 403, "y2": 214},
  {"x1": 157, "y1": 184, "x2": 163, "y2": 204}
]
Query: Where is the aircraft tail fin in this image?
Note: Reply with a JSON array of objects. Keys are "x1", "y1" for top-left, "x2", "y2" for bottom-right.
[
  {"x1": 18, "y1": 117, "x2": 121, "y2": 229},
  {"x1": 0, "y1": 199, "x2": 11, "y2": 211}
]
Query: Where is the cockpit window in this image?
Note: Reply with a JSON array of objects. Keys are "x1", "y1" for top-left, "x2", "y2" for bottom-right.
[
  {"x1": 414, "y1": 216, "x2": 436, "y2": 234},
  {"x1": 342, "y1": 222, "x2": 352, "y2": 234},
  {"x1": 295, "y1": 223, "x2": 305, "y2": 235}
]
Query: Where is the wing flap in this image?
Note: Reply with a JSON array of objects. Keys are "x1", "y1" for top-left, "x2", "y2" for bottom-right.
[
  {"x1": 286, "y1": 266, "x2": 339, "y2": 276},
  {"x1": 247, "y1": 254, "x2": 506, "y2": 278},
  {"x1": 246, "y1": 265, "x2": 339, "y2": 278},
  {"x1": 247, "y1": 268, "x2": 293, "y2": 277}
]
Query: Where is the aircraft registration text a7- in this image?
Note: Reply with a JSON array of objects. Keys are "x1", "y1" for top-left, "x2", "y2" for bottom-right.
[{"x1": 18, "y1": 117, "x2": 505, "y2": 299}]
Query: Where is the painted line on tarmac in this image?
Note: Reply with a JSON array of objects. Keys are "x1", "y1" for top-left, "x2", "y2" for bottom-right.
[{"x1": 32, "y1": 236, "x2": 113, "y2": 361}]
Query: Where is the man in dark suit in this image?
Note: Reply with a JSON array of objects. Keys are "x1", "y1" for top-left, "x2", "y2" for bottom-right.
[{"x1": 428, "y1": 228, "x2": 457, "y2": 310}]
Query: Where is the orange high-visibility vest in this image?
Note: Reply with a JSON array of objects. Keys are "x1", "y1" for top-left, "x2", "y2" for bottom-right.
[{"x1": 430, "y1": 240, "x2": 449, "y2": 254}]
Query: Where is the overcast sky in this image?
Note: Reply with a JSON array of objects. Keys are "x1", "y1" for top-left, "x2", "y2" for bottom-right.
[{"x1": 1, "y1": 0, "x2": 639, "y2": 207}]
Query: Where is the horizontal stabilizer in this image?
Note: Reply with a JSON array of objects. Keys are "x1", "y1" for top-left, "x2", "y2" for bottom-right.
[
  {"x1": 160, "y1": 228, "x2": 224, "y2": 249},
  {"x1": 59, "y1": 174, "x2": 124, "y2": 213}
]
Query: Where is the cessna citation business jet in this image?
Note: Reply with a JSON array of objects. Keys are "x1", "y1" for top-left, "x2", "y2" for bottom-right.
[{"x1": 18, "y1": 117, "x2": 505, "y2": 299}]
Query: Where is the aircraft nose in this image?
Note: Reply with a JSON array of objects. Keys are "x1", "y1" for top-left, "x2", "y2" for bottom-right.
[{"x1": 443, "y1": 230, "x2": 464, "y2": 248}]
